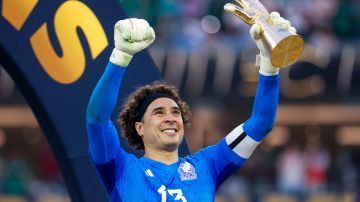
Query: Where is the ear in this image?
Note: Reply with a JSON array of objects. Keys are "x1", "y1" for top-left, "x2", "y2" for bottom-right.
[{"x1": 135, "y1": 122, "x2": 144, "y2": 137}]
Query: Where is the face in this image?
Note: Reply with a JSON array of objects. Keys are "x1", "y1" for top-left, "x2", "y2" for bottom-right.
[{"x1": 135, "y1": 97, "x2": 184, "y2": 152}]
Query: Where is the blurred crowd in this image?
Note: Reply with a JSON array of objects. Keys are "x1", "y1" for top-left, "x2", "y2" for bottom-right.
[
  {"x1": 121, "y1": 0, "x2": 360, "y2": 54},
  {"x1": 120, "y1": 0, "x2": 360, "y2": 100},
  {"x1": 0, "y1": 129, "x2": 69, "y2": 202},
  {"x1": 0, "y1": 0, "x2": 360, "y2": 201}
]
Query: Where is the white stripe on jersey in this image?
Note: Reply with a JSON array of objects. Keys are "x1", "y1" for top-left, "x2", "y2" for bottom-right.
[
  {"x1": 225, "y1": 124, "x2": 260, "y2": 159},
  {"x1": 232, "y1": 135, "x2": 260, "y2": 159},
  {"x1": 145, "y1": 169, "x2": 154, "y2": 177},
  {"x1": 225, "y1": 124, "x2": 245, "y2": 144}
]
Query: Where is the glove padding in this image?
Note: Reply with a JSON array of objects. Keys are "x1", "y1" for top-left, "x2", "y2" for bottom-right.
[
  {"x1": 110, "y1": 18, "x2": 155, "y2": 67},
  {"x1": 250, "y1": 12, "x2": 297, "y2": 75}
]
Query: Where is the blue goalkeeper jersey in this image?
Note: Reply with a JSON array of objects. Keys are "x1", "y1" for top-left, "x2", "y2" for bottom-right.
[
  {"x1": 92, "y1": 138, "x2": 245, "y2": 201},
  {"x1": 86, "y1": 62, "x2": 279, "y2": 201}
]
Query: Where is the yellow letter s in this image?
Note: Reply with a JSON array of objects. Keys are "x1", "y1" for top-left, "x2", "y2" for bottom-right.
[{"x1": 30, "y1": 1, "x2": 108, "y2": 84}]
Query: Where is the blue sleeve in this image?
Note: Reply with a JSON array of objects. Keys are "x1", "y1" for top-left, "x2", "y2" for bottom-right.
[
  {"x1": 86, "y1": 62, "x2": 126, "y2": 163},
  {"x1": 86, "y1": 62, "x2": 130, "y2": 192},
  {"x1": 200, "y1": 139, "x2": 246, "y2": 189},
  {"x1": 243, "y1": 74, "x2": 280, "y2": 141}
]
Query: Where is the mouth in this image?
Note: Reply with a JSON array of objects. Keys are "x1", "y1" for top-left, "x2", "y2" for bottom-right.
[{"x1": 161, "y1": 128, "x2": 178, "y2": 135}]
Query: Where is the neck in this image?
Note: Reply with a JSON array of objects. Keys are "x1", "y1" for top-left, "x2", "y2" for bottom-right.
[{"x1": 143, "y1": 147, "x2": 179, "y2": 165}]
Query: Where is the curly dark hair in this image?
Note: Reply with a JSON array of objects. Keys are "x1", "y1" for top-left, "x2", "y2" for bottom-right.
[{"x1": 118, "y1": 81, "x2": 191, "y2": 152}]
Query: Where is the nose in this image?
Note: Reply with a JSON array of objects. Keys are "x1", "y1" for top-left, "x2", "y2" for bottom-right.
[{"x1": 164, "y1": 112, "x2": 177, "y2": 123}]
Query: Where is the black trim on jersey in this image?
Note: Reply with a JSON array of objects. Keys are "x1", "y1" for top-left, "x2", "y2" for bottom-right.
[{"x1": 229, "y1": 132, "x2": 247, "y2": 149}]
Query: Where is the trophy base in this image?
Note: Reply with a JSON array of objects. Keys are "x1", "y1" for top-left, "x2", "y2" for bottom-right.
[{"x1": 270, "y1": 35, "x2": 304, "y2": 67}]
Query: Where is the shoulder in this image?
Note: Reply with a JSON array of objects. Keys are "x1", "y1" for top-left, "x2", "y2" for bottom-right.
[
  {"x1": 182, "y1": 147, "x2": 214, "y2": 167},
  {"x1": 115, "y1": 152, "x2": 139, "y2": 166},
  {"x1": 192, "y1": 139, "x2": 227, "y2": 159}
]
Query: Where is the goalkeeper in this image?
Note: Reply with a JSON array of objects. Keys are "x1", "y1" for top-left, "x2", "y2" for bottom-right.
[{"x1": 86, "y1": 13, "x2": 296, "y2": 201}]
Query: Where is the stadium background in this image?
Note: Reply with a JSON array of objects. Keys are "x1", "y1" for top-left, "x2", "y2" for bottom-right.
[{"x1": 0, "y1": 0, "x2": 360, "y2": 201}]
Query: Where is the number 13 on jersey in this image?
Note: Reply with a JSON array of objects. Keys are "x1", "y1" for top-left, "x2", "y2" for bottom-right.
[{"x1": 157, "y1": 185, "x2": 187, "y2": 202}]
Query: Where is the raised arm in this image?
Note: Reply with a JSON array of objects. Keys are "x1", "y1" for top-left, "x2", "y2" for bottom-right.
[
  {"x1": 86, "y1": 62, "x2": 125, "y2": 163},
  {"x1": 201, "y1": 13, "x2": 298, "y2": 186},
  {"x1": 86, "y1": 19, "x2": 155, "y2": 164},
  {"x1": 226, "y1": 12, "x2": 296, "y2": 159}
]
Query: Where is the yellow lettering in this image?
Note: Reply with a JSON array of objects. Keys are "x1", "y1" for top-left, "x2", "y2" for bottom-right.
[
  {"x1": 30, "y1": 1, "x2": 108, "y2": 84},
  {"x1": 2, "y1": 0, "x2": 39, "y2": 30}
]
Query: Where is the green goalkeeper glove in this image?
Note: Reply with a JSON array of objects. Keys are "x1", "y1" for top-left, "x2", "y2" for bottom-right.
[{"x1": 110, "y1": 18, "x2": 156, "y2": 67}]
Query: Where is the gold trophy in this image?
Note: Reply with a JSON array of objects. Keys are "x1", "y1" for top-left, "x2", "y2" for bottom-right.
[{"x1": 224, "y1": 0, "x2": 304, "y2": 67}]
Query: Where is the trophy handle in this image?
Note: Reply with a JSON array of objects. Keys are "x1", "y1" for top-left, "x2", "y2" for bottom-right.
[
  {"x1": 235, "y1": 0, "x2": 250, "y2": 9},
  {"x1": 224, "y1": 3, "x2": 254, "y2": 25}
]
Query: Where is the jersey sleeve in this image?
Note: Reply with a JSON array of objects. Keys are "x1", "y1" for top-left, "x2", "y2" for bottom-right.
[
  {"x1": 86, "y1": 62, "x2": 130, "y2": 193},
  {"x1": 200, "y1": 74, "x2": 280, "y2": 188},
  {"x1": 243, "y1": 74, "x2": 280, "y2": 141}
]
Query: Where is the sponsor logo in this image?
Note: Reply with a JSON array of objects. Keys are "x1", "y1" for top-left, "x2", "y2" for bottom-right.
[{"x1": 145, "y1": 169, "x2": 154, "y2": 177}]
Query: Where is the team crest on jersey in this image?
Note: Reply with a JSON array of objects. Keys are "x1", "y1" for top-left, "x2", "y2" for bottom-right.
[{"x1": 178, "y1": 162, "x2": 197, "y2": 181}]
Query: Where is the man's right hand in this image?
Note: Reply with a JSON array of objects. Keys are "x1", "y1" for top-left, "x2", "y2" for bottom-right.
[{"x1": 110, "y1": 18, "x2": 155, "y2": 67}]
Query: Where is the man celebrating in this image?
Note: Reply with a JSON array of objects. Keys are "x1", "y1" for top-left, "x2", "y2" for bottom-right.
[{"x1": 86, "y1": 13, "x2": 296, "y2": 201}]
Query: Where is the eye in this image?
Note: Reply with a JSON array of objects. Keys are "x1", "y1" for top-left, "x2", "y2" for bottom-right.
[
  {"x1": 154, "y1": 110, "x2": 164, "y2": 115},
  {"x1": 173, "y1": 109, "x2": 181, "y2": 115}
]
